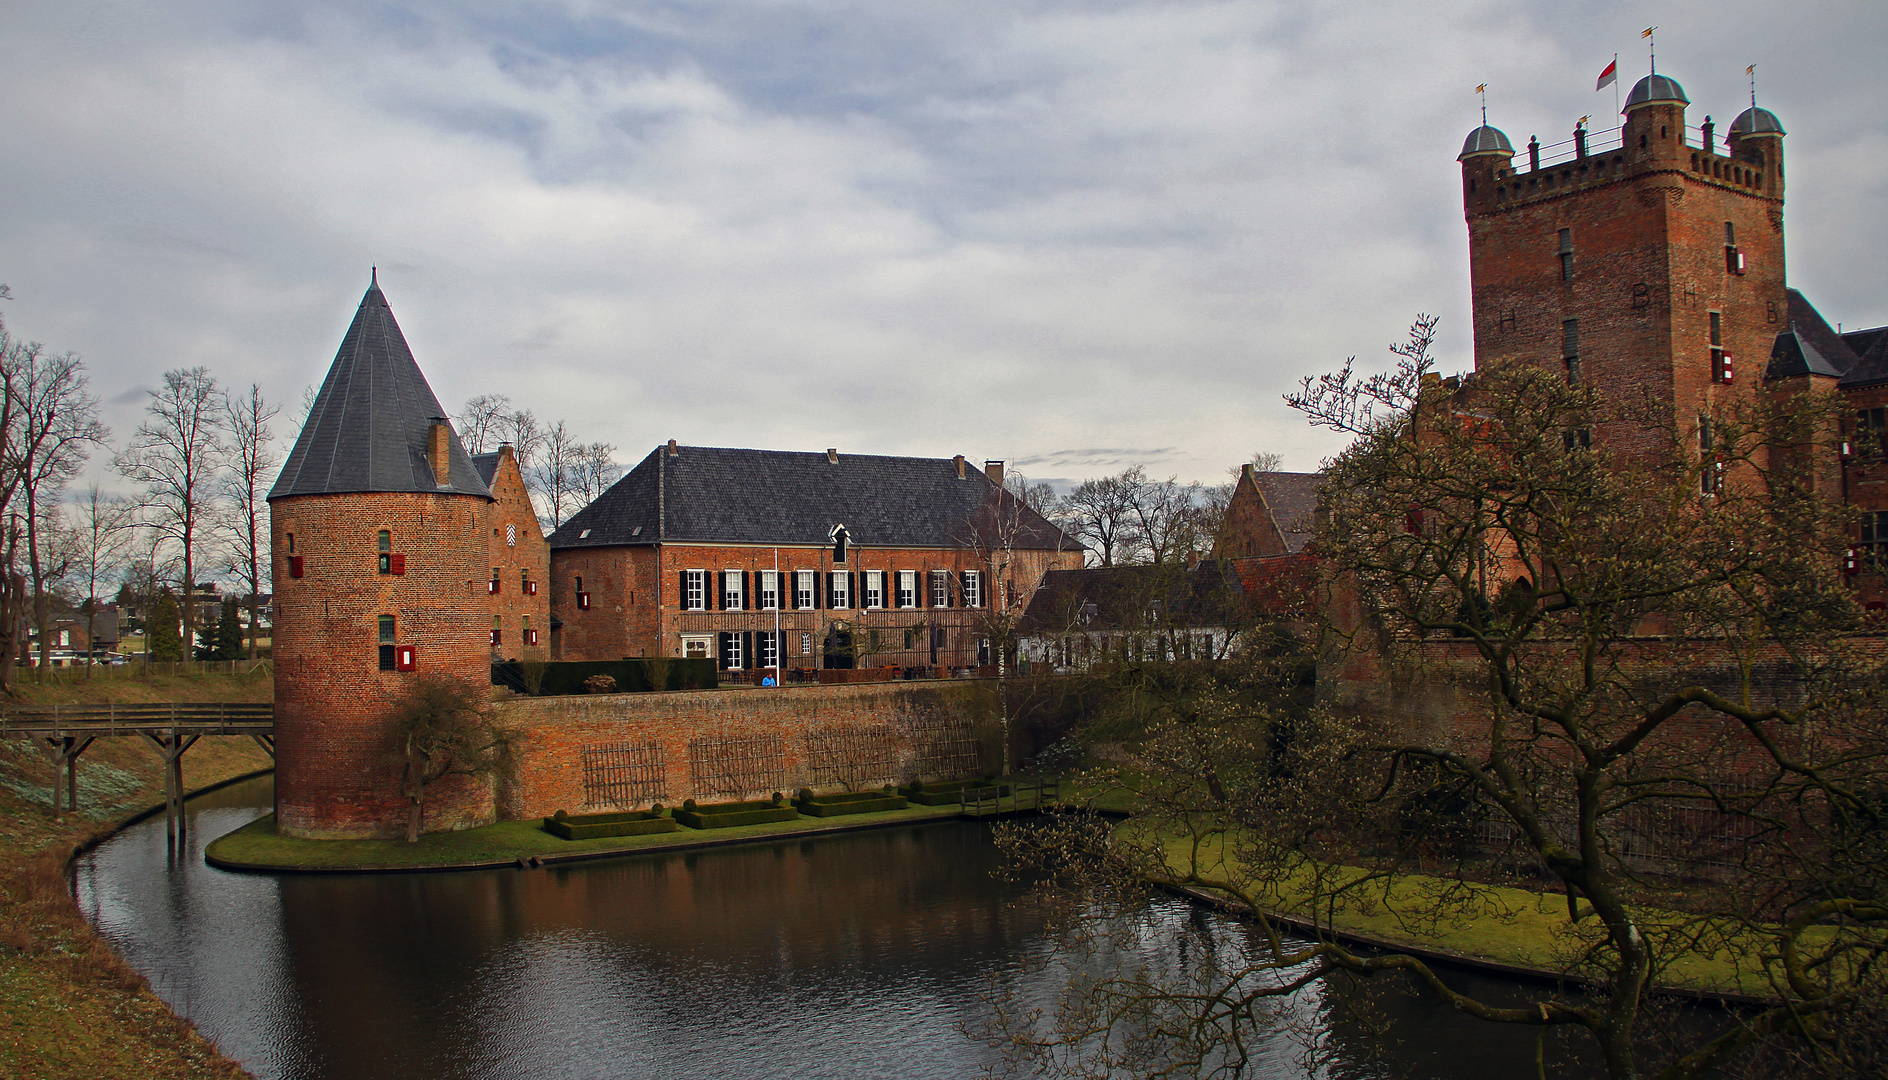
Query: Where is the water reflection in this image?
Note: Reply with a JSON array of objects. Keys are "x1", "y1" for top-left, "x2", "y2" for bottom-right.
[{"x1": 78, "y1": 779, "x2": 1605, "y2": 1080}]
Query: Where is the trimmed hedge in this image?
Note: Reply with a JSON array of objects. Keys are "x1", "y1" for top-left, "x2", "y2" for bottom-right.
[
  {"x1": 542, "y1": 810, "x2": 681, "y2": 840},
  {"x1": 905, "y1": 780, "x2": 1010, "y2": 805},
  {"x1": 795, "y1": 792, "x2": 908, "y2": 817},
  {"x1": 674, "y1": 800, "x2": 800, "y2": 829},
  {"x1": 492, "y1": 658, "x2": 720, "y2": 696}
]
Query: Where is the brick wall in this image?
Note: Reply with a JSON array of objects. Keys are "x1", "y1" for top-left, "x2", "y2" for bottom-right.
[
  {"x1": 494, "y1": 680, "x2": 996, "y2": 818},
  {"x1": 481, "y1": 446, "x2": 552, "y2": 660},
  {"x1": 272, "y1": 490, "x2": 496, "y2": 838}
]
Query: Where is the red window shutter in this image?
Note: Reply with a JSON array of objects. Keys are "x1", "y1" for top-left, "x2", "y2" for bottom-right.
[
  {"x1": 488, "y1": 579, "x2": 501, "y2": 595},
  {"x1": 389, "y1": 553, "x2": 406, "y2": 576},
  {"x1": 1846, "y1": 549, "x2": 1861, "y2": 576},
  {"x1": 525, "y1": 580, "x2": 537, "y2": 596},
  {"x1": 396, "y1": 645, "x2": 417, "y2": 671},
  {"x1": 578, "y1": 591, "x2": 591, "y2": 610},
  {"x1": 288, "y1": 556, "x2": 305, "y2": 579},
  {"x1": 526, "y1": 629, "x2": 539, "y2": 645},
  {"x1": 491, "y1": 629, "x2": 502, "y2": 645},
  {"x1": 1405, "y1": 508, "x2": 1424, "y2": 535}
]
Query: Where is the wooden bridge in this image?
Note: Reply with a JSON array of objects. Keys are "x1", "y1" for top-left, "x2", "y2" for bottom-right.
[{"x1": 0, "y1": 702, "x2": 273, "y2": 843}]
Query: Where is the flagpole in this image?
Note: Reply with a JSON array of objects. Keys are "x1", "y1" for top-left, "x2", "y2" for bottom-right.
[{"x1": 1612, "y1": 53, "x2": 1620, "y2": 128}]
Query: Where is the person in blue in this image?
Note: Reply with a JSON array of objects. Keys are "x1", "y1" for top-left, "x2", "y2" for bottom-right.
[{"x1": 761, "y1": 676, "x2": 776, "y2": 687}]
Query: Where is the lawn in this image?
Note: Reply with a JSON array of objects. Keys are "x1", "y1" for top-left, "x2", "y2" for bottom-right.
[{"x1": 207, "y1": 800, "x2": 975, "y2": 871}]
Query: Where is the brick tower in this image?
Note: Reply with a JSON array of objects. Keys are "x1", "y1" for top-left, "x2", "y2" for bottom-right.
[
  {"x1": 1458, "y1": 71, "x2": 1788, "y2": 460},
  {"x1": 268, "y1": 274, "x2": 497, "y2": 839}
]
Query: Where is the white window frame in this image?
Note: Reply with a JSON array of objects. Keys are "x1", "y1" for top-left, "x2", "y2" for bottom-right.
[
  {"x1": 682, "y1": 635, "x2": 711, "y2": 659},
  {"x1": 684, "y1": 569, "x2": 707, "y2": 611},
  {"x1": 795, "y1": 570, "x2": 816, "y2": 610},
  {"x1": 758, "y1": 631, "x2": 779, "y2": 670},
  {"x1": 864, "y1": 570, "x2": 884, "y2": 609},
  {"x1": 722, "y1": 569, "x2": 744, "y2": 611},
  {"x1": 723, "y1": 632, "x2": 745, "y2": 670},
  {"x1": 962, "y1": 570, "x2": 983, "y2": 608},
  {"x1": 758, "y1": 570, "x2": 779, "y2": 611},
  {"x1": 897, "y1": 570, "x2": 918, "y2": 609},
  {"x1": 930, "y1": 569, "x2": 952, "y2": 608},
  {"x1": 830, "y1": 571, "x2": 851, "y2": 609}
]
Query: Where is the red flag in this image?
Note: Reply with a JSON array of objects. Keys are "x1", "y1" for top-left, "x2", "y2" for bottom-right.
[{"x1": 1596, "y1": 59, "x2": 1618, "y2": 91}]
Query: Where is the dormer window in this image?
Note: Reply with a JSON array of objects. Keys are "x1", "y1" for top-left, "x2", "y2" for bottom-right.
[{"x1": 830, "y1": 524, "x2": 850, "y2": 564}]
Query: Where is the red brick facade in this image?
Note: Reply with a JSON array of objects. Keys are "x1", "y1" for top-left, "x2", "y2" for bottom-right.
[
  {"x1": 479, "y1": 445, "x2": 552, "y2": 660},
  {"x1": 271, "y1": 490, "x2": 497, "y2": 838},
  {"x1": 551, "y1": 541, "x2": 1080, "y2": 671}
]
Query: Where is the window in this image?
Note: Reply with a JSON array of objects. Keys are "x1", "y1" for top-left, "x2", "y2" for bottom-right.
[
  {"x1": 864, "y1": 570, "x2": 884, "y2": 609},
  {"x1": 897, "y1": 570, "x2": 918, "y2": 609},
  {"x1": 523, "y1": 615, "x2": 536, "y2": 646},
  {"x1": 758, "y1": 631, "x2": 779, "y2": 670},
  {"x1": 1709, "y1": 311, "x2": 1732, "y2": 383},
  {"x1": 722, "y1": 570, "x2": 744, "y2": 611},
  {"x1": 795, "y1": 570, "x2": 816, "y2": 610},
  {"x1": 684, "y1": 569, "x2": 707, "y2": 611},
  {"x1": 720, "y1": 631, "x2": 745, "y2": 670},
  {"x1": 830, "y1": 525, "x2": 849, "y2": 564},
  {"x1": 930, "y1": 570, "x2": 951, "y2": 608},
  {"x1": 491, "y1": 616, "x2": 503, "y2": 646},
  {"x1": 829, "y1": 571, "x2": 851, "y2": 609},
  {"x1": 1863, "y1": 511, "x2": 1888, "y2": 570},
  {"x1": 1724, "y1": 221, "x2": 1742, "y2": 274},
  {"x1": 759, "y1": 570, "x2": 779, "y2": 610},
  {"x1": 1561, "y1": 318, "x2": 1580, "y2": 384},
  {"x1": 962, "y1": 570, "x2": 983, "y2": 608},
  {"x1": 286, "y1": 532, "x2": 295, "y2": 554},
  {"x1": 489, "y1": 568, "x2": 502, "y2": 595},
  {"x1": 1856, "y1": 409, "x2": 1887, "y2": 456},
  {"x1": 1557, "y1": 228, "x2": 1573, "y2": 281},
  {"x1": 683, "y1": 636, "x2": 711, "y2": 659},
  {"x1": 377, "y1": 530, "x2": 391, "y2": 574},
  {"x1": 378, "y1": 615, "x2": 396, "y2": 644},
  {"x1": 1563, "y1": 429, "x2": 1592, "y2": 451}
]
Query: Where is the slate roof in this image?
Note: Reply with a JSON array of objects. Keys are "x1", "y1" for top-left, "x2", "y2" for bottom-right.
[
  {"x1": 548, "y1": 445, "x2": 1077, "y2": 551},
  {"x1": 1767, "y1": 290, "x2": 1861, "y2": 381},
  {"x1": 470, "y1": 452, "x2": 500, "y2": 486},
  {"x1": 1253, "y1": 471, "x2": 1323, "y2": 554},
  {"x1": 269, "y1": 276, "x2": 491, "y2": 501},
  {"x1": 1839, "y1": 324, "x2": 1888, "y2": 390},
  {"x1": 1017, "y1": 563, "x2": 1245, "y2": 635}
]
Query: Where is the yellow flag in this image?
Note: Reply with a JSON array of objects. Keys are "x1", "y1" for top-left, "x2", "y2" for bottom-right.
[
  {"x1": 1476, "y1": 83, "x2": 1487, "y2": 93},
  {"x1": 1642, "y1": 26, "x2": 1656, "y2": 38}
]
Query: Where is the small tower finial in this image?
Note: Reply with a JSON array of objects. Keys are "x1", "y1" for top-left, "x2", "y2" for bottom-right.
[
  {"x1": 371, "y1": 265, "x2": 378, "y2": 288},
  {"x1": 1476, "y1": 82, "x2": 1488, "y2": 126},
  {"x1": 1643, "y1": 26, "x2": 1657, "y2": 75},
  {"x1": 1747, "y1": 64, "x2": 1757, "y2": 108}
]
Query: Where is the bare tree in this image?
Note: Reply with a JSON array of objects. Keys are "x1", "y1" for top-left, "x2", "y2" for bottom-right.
[
  {"x1": 220, "y1": 384, "x2": 280, "y2": 659},
  {"x1": 387, "y1": 675, "x2": 511, "y2": 842},
  {"x1": 453, "y1": 394, "x2": 513, "y2": 455},
  {"x1": 116, "y1": 368, "x2": 226, "y2": 656},
  {"x1": 60, "y1": 485, "x2": 134, "y2": 676},
  {"x1": 1002, "y1": 468, "x2": 1062, "y2": 520},
  {"x1": 1127, "y1": 474, "x2": 1205, "y2": 566},
  {"x1": 532, "y1": 420, "x2": 578, "y2": 528},
  {"x1": 570, "y1": 441, "x2": 620, "y2": 509},
  {"x1": 1063, "y1": 467, "x2": 1146, "y2": 567},
  {"x1": 4, "y1": 344, "x2": 106, "y2": 675},
  {"x1": 0, "y1": 322, "x2": 30, "y2": 692}
]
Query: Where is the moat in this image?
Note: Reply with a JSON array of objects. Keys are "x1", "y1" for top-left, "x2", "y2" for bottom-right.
[{"x1": 76, "y1": 777, "x2": 1606, "y2": 1079}]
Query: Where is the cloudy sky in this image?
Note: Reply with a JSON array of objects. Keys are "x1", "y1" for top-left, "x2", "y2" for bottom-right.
[{"x1": 2, "y1": 0, "x2": 1883, "y2": 491}]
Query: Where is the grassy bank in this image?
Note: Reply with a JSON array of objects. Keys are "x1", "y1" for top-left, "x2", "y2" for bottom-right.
[
  {"x1": 209, "y1": 801, "x2": 986, "y2": 871},
  {"x1": 0, "y1": 670, "x2": 273, "y2": 1080}
]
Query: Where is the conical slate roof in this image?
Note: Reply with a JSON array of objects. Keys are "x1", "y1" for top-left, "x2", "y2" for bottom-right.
[{"x1": 269, "y1": 276, "x2": 491, "y2": 501}]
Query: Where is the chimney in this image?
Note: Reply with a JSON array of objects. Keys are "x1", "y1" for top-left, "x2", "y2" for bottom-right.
[
  {"x1": 826, "y1": 448, "x2": 839, "y2": 464},
  {"x1": 984, "y1": 460, "x2": 1004, "y2": 487},
  {"x1": 427, "y1": 418, "x2": 452, "y2": 486},
  {"x1": 1186, "y1": 550, "x2": 1203, "y2": 571},
  {"x1": 667, "y1": 439, "x2": 678, "y2": 457},
  {"x1": 953, "y1": 454, "x2": 965, "y2": 479},
  {"x1": 1241, "y1": 462, "x2": 1255, "y2": 483}
]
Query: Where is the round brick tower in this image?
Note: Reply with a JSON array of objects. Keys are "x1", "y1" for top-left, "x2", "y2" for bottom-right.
[{"x1": 268, "y1": 274, "x2": 496, "y2": 839}]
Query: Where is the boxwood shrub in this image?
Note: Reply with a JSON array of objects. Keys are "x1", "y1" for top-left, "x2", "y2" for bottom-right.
[
  {"x1": 674, "y1": 799, "x2": 800, "y2": 829},
  {"x1": 795, "y1": 791, "x2": 908, "y2": 817},
  {"x1": 542, "y1": 810, "x2": 681, "y2": 840}
]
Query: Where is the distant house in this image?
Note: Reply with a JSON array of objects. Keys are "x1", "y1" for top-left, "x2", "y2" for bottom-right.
[
  {"x1": 1215, "y1": 464, "x2": 1323, "y2": 559},
  {"x1": 1016, "y1": 561, "x2": 1250, "y2": 671},
  {"x1": 546, "y1": 444, "x2": 1082, "y2": 672},
  {"x1": 471, "y1": 444, "x2": 551, "y2": 660}
]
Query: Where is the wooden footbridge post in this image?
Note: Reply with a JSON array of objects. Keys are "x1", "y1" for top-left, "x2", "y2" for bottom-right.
[{"x1": 1, "y1": 702, "x2": 273, "y2": 841}]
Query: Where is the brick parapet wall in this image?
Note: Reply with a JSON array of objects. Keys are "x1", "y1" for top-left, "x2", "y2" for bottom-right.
[{"x1": 494, "y1": 681, "x2": 995, "y2": 818}]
